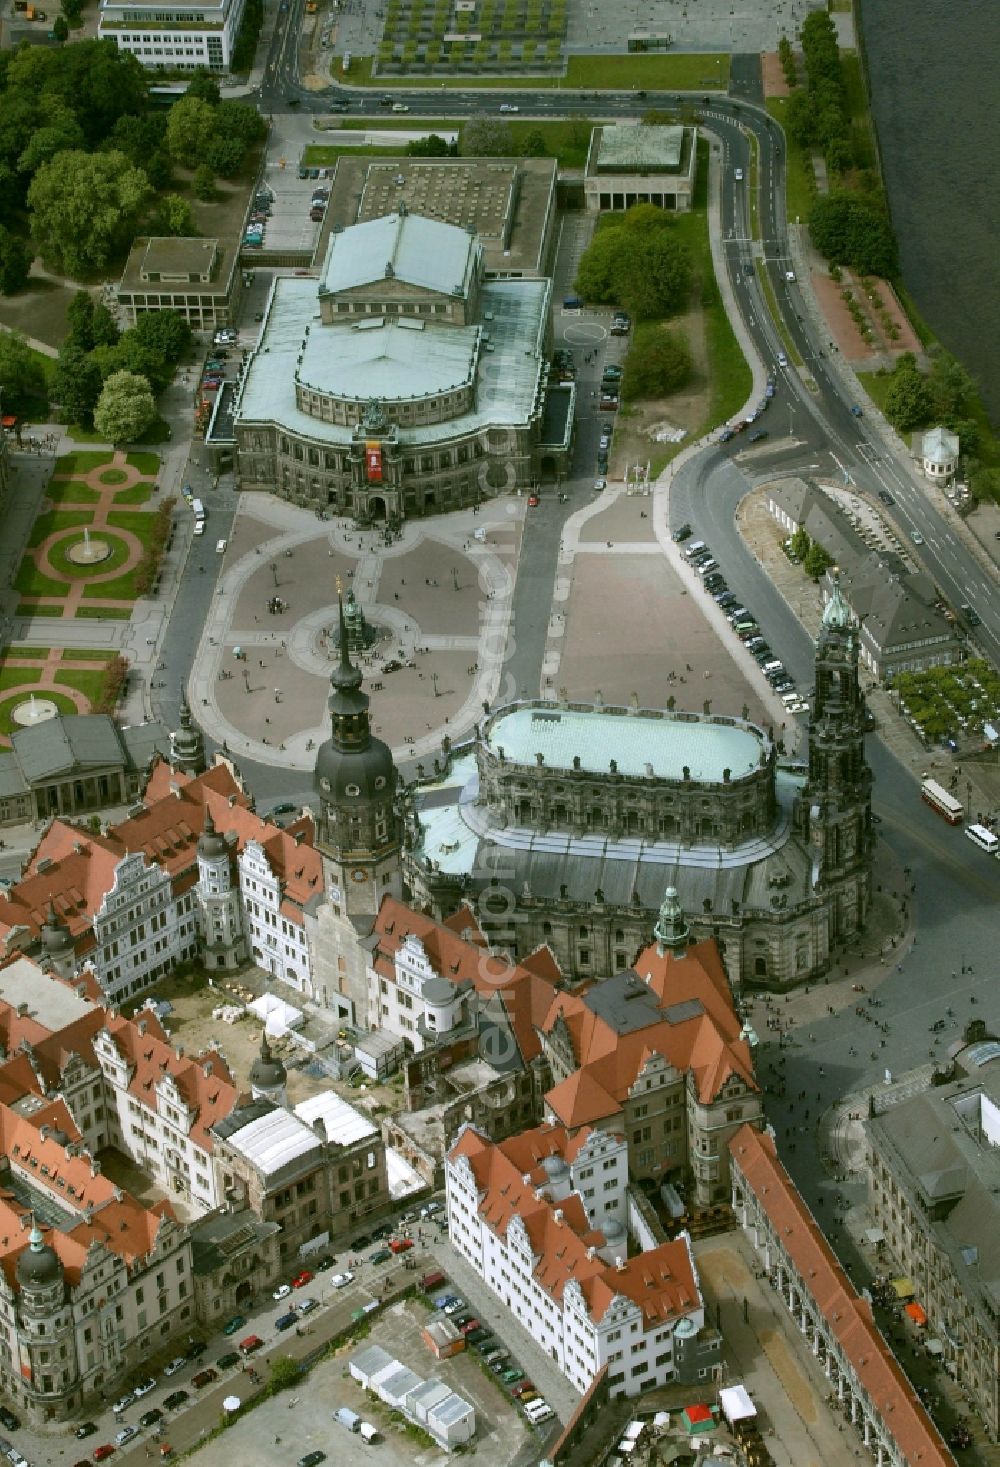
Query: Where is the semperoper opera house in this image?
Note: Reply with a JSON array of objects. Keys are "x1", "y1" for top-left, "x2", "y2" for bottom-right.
[
  {"x1": 231, "y1": 209, "x2": 567, "y2": 521},
  {"x1": 403, "y1": 580, "x2": 875, "y2": 990}
]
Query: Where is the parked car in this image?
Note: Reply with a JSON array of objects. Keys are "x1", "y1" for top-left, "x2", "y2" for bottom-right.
[
  {"x1": 111, "y1": 1393, "x2": 133, "y2": 1415},
  {"x1": 114, "y1": 1428, "x2": 137, "y2": 1448},
  {"x1": 192, "y1": 1369, "x2": 218, "y2": 1389},
  {"x1": 185, "y1": 1340, "x2": 207, "y2": 1361},
  {"x1": 459, "y1": 1318, "x2": 481, "y2": 1334},
  {"x1": 315, "y1": 1254, "x2": 335, "y2": 1271},
  {"x1": 748, "y1": 430, "x2": 768, "y2": 442},
  {"x1": 133, "y1": 1378, "x2": 156, "y2": 1398},
  {"x1": 443, "y1": 1299, "x2": 465, "y2": 1315},
  {"x1": 351, "y1": 1234, "x2": 372, "y2": 1251},
  {"x1": 273, "y1": 1283, "x2": 292, "y2": 1301},
  {"x1": 216, "y1": 1353, "x2": 239, "y2": 1372},
  {"x1": 466, "y1": 1329, "x2": 492, "y2": 1346},
  {"x1": 502, "y1": 1369, "x2": 525, "y2": 1385},
  {"x1": 163, "y1": 1391, "x2": 189, "y2": 1411},
  {"x1": 292, "y1": 1270, "x2": 314, "y2": 1288},
  {"x1": 75, "y1": 1424, "x2": 97, "y2": 1441},
  {"x1": 331, "y1": 1271, "x2": 354, "y2": 1289},
  {"x1": 371, "y1": 1225, "x2": 392, "y2": 1242},
  {"x1": 238, "y1": 1336, "x2": 263, "y2": 1356},
  {"x1": 511, "y1": 1381, "x2": 536, "y2": 1398},
  {"x1": 138, "y1": 1411, "x2": 162, "y2": 1430},
  {"x1": 389, "y1": 1238, "x2": 413, "y2": 1254},
  {"x1": 369, "y1": 1248, "x2": 392, "y2": 1265},
  {"x1": 222, "y1": 1315, "x2": 246, "y2": 1336},
  {"x1": 298, "y1": 1454, "x2": 326, "y2": 1467},
  {"x1": 275, "y1": 1312, "x2": 298, "y2": 1333},
  {"x1": 93, "y1": 1447, "x2": 115, "y2": 1462},
  {"x1": 297, "y1": 1297, "x2": 319, "y2": 1316}
]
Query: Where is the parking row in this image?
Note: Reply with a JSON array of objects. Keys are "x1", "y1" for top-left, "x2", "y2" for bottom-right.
[
  {"x1": 674, "y1": 527, "x2": 810, "y2": 716},
  {"x1": 430, "y1": 1290, "x2": 555, "y2": 1429}
]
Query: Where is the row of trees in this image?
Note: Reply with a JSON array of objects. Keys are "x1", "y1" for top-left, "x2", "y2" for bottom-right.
[
  {"x1": 785, "y1": 11, "x2": 854, "y2": 175},
  {"x1": 0, "y1": 51, "x2": 264, "y2": 286},
  {"x1": 808, "y1": 191, "x2": 897, "y2": 279},
  {"x1": 788, "y1": 526, "x2": 834, "y2": 581},
  {"x1": 575, "y1": 204, "x2": 692, "y2": 323},
  {"x1": 52, "y1": 293, "x2": 191, "y2": 430}
]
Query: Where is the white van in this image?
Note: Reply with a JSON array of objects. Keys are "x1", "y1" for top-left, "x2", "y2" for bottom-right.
[
  {"x1": 359, "y1": 1422, "x2": 379, "y2": 1444},
  {"x1": 191, "y1": 498, "x2": 205, "y2": 520},
  {"x1": 684, "y1": 540, "x2": 707, "y2": 560},
  {"x1": 335, "y1": 1407, "x2": 361, "y2": 1433},
  {"x1": 965, "y1": 823, "x2": 999, "y2": 855}
]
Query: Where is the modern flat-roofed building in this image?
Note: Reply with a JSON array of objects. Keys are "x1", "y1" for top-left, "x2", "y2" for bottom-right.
[
  {"x1": 98, "y1": 0, "x2": 247, "y2": 71},
  {"x1": 584, "y1": 124, "x2": 698, "y2": 214},
  {"x1": 117, "y1": 236, "x2": 242, "y2": 330}
]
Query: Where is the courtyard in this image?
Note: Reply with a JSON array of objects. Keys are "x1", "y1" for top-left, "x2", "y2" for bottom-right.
[{"x1": 0, "y1": 645, "x2": 122, "y2": 744}]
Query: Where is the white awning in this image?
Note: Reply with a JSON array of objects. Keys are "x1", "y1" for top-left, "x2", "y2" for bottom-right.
[{"x1": 719, "y1": 1385, "x2": 756, "y2": 1424}]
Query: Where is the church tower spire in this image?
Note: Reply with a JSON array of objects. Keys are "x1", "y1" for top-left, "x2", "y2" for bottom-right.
[
  {"x1": 313, "y1": 589, "x2": 402, "y2": 920},
  {"x1": 170, "y1": 687, "x2": 206, "y2": 776},
  {"x1": 654, "y1": 885, "x2": 690, "y2": 958}
]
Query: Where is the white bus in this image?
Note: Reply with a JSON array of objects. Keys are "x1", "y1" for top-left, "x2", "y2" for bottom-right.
[
  {"x1": 920, "y1": 777, "x2": 963, "y2": 825},
  {"x1": 965, "y1": 824, "x2": 999, "y2": 855}
]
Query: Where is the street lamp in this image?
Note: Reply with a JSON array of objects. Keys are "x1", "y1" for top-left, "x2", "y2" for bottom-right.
[
  {"x1": 431, "y1": 672, "x2": 440, "y2": 698},
  {"x1": 271, "y1": 562, "x2": 278, "y2": 587}
]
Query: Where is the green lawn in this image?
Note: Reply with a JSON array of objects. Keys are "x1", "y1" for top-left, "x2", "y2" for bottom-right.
[
  {"x1": 312, "y1": 115, "x2": 596, "y2": 167},
  {"x1": 98, "y1": 467, "x2": 129, "y2": 485},
  {"x1": 766, "y1": 98, "x2": 815, "y2": 223},
  {"x1": 305, "y1": 141, "x2": 429, "y2": 165},
  {"x1": 671, "y1": 139, "x2": 752, "y2": 434},
  {"x1": 74, "y1": 605, "x2": 131, "y2": 621},
  {"x1": 46, "y1": 531, "x2": 132, "y2": 582},
  {"x1": 0, "y1": 688, "x2": 79, "y2": 736},
  {"x1": 46, "y1": 481, "x2": 102, "y2": 505},
  {"x1": 14, "y1": 563, "x2": 70, "y2": 597},
  {"x1": 125, "y1": 451, "x2": 160, "y2": 474},
  {"x1": 81, "y1": 570, "x2": 140, "y2": 600},
  {"x1": 856, "y1": 369, "x2": 893, "y2": 414},
  {"x1": 5, "y1": 646, "x2": 51, "y2": 660},
  {"x1": 62, "y1": 648, "x2": 115, "y2": 661},
  {"x1": 107, "y1": 509, "x2": 159, "y2": 547},
  {"x1": 338, "y1": 51, "x2": 729, "y2": 90},
  {"x1": 16, "y1": 603, "x2": 64, "y2": 617},
  {"x1": 54, "y1": 451, "x2": 113, "y2": 474},
  {"x1": 55, "y1": 668, "x2": 108, "y2": 701},
  {"x1": 0, "y1": 667, "x2": 43, "y2": 693},
  {"x1": 65, "y1": 424, "x2": 112, "y2": 445},
  {"x1": 27, "y1": 509, "x2": 93, "y2": 548},
  {"x1": 113, "y1": 484, "x2": 155, "y2": 505}
]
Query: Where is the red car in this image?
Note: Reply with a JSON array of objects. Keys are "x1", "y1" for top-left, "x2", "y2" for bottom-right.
[
  {"x1": 527, "y1": 494, "x2": 540, "y2": 507},
  {"x1": 459, "y1": 1318, "x2": 481, "y2": 1334},
  {"x1": 292, "y1": 1269, "x2": 313, "y2": 1288},
  {"x1": 239, "y1": 1334, "x2": 263, "y2": 1354},
  {"x1": 389, "y1": 1238, "x2": 414, "y2": 1254},
  {"x1": 93, "y1": 1449, "x2": 115, "y2": 1463},
  {"x1": 192, "y1": 1368, "x2": 218, "y2": 1389}
]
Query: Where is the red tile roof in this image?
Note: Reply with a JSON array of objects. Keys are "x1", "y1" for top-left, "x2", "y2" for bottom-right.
[
  {"x1": 729, "y1": 1126, "x2": 956, "y2": 1467},
  {"x1": 449, "y1": 1123, "x2": 698, "y2": 1326},
  {"x1": 100, "y1": 1011, "x2": 237, "y2": 1153},
  {"x1": 0, "y1": 765, "x2": 322, "y2": 957},
  {"x1": 542, "y1": 938, "x2": 756, "y2": 1128}
]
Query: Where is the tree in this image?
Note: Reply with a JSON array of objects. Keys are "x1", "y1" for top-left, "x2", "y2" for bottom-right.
[
  {"x1": 214, "y1": 100, "x2": 266, "y2": 148},
  {"x1": 93, "y1": 370, "x2": 156, "y2": 444},
  {"x1": 784, "y1": 89, "x2": 816, "y2": 150},
  {"x1": 406, "y1": 134, "x2": 454, "y2": 157},
  {"x1": 91, "y1": 303, "x2": 120, "y2": 348},
  {"x1": 92, "y1": 336, "x2": 168, "y2": 391},
  {"x1": 51, "y1": 14, "x2": 68, "y2": 40},
  {"x1": 185, "y1": 70, "x2": 220, "y2": 105},
  {"x1": 192, "y1": 164, "x2": 217, "y2": 201},
  {"x1": 520, "y1": 128, "x2": 548, "y2": 157},
  {"x1": 883, "y1": 357, "x2": 933, "y2": 432},
  {"x1": 61, "y1": 0, "x2": 83, "y2": 21},
  {"x1": 804, "y1": 541, "x2": 833, "y2": 580},
  {"x1": 460, "y1": 118, "x2": 514, "y2": 156},
  {"x1": 17, "y1": 108, "x2": 85, "y2": 176},
  {"x1": 268, "y1": 1357, "x2": 300, "y2": 1393},
  {"x1": 0, "y1": 226, "x2": 32, "y2": 294},
  {"x1": 28, "y1": 149, "x2": 150, "y2": 277},
  {"x1": 52, "y1": 344, "x2": 102, "y2": 425},
  {"x1": 66, "y1": 289, "x2": 95, "y2": 351},
  {"x1": 621, "y1": 323, "x2": 692, "y2": 401},
  {"x1": 575, "y1": 205, "x2": 692, "y2": 321},
  {"x1": 205, "y1": 136, "x2": 245, "y2": 178},
  {"x1": 943, "y1": 416, "x2": 979, "y2": 457},
  {"x1": 151, "y1": 193, "x2": 197, "y2": 237},
  {"x1": 131, "y1": 309, "x2": 191, "y2": 364},
  {"x1": 165, "y1": 96, "x2": 217, "y2": 165},
  {"x1": 6, "y1": 41, "x2": 148, "y2": 147},
  {"x1": 0, "y1": 331, "x2": 47, "y2": 414},
  {"x1": 790, "y1": 525, "x2": 810, "y2": 561},
  {"x1": 808, "y1": 190, "x2": 898, "y2": 277}
]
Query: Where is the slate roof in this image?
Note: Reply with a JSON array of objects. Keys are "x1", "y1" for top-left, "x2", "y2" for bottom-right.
[
  {"x1": 9, "y1": 716, "x2": 169, "y2": 783},
  {"x1": 319, "y1": 211, "x2": 479, "y2": 298}
]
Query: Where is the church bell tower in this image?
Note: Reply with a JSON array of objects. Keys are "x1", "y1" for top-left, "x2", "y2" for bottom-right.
[
  {"x1": 313, "y1": 592, "x2": 402, "y2": 920},
  {"x1": 800, "y1": 572, "x2": 873, "y2": 931}
]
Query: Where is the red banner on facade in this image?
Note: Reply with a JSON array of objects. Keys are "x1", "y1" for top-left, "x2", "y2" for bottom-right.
[{"x1": 365, "y1": 441, "x2": 383, "y2": 483}]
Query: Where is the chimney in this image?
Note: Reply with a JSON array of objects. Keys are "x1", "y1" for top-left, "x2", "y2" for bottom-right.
[
  {"x1": 90, "y1": 1158, "x2": 101, "y2": 1178},
  {"x1": 553, "y1": 1208, "x2": 564, "y2": 1226},
  {"x1": 204, "y1": 1060, "x2": 213, "y2": 1077},
  {"x1": 312, "y1": 1116, "x2": 328, "y2": 1143},
  {"x1": 615, "y1": 1256, "x2": 626, "y2": 1272},
  {"x1": 137, "y1": 1019, "x2": 147, "y2": 1036},
  {"x1": 39, "y1": 1125, "x2": 50, "y2": 1142},
  {"x1": 586, "y1": 1246, "x2": 596, "y2": 1261}
]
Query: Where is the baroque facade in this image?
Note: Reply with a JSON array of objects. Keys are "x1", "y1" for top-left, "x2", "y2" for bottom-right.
[
  {"x1": 229, "y1": 209, "x2": 564, "y2": 521},
  {"x1": 404, "y1": 579, "x2": 874, "y2": 990}
]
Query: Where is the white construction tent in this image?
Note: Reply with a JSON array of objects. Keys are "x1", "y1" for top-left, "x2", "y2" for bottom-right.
[
  {"x1": 719, "y1": 1385, "x2": 756, "y2": 1426},
  {"x1": 248, "y1": 992, "x2": 304, "y2": 1036}
]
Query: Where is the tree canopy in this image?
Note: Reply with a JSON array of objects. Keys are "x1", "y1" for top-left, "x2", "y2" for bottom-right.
[
  {"x1": 575, "y1": 204, "x2": 692, "y2": 322},
  {"x1": 28, "y1": 150, "x2": 150, "y2": 278},
  {"x1": 882, "y1": 353, "x2": 934, "y2": 432},
  {"x1": 460, "y1": 118, "x2": 514, "y2": 156},
  {"x1": 93, "y1": 370, "x2": 156, "y2": 445},
  {"x1": 52, "y1": 345, "x2": 103, "y2": 427},
  {"x1": 808, "y1": 191, "x2": 898, "y2": 278},
  {"x1": 0, "y1": 331, "x2": 47, "y2": 415},
  {"x1": 0, "y1": 225, "x2": 32, "y2": 295},
  {"x1": 621, "y1": 323, "x2": 693, "y2": 401}
]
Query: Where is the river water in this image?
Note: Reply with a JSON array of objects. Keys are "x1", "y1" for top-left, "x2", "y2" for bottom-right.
[{"x1": 857, "y1": 0, "x2": 1000, "y2": 425}]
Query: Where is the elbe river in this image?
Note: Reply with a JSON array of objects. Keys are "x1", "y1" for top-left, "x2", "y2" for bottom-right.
[{"x1": 858, "y1": 0, "x2": 1000, "y2": 425}]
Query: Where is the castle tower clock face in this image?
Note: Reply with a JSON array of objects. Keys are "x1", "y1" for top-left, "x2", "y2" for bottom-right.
[{"x1": 352, "y1": 868, "x2": 368, "y2": 883}]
